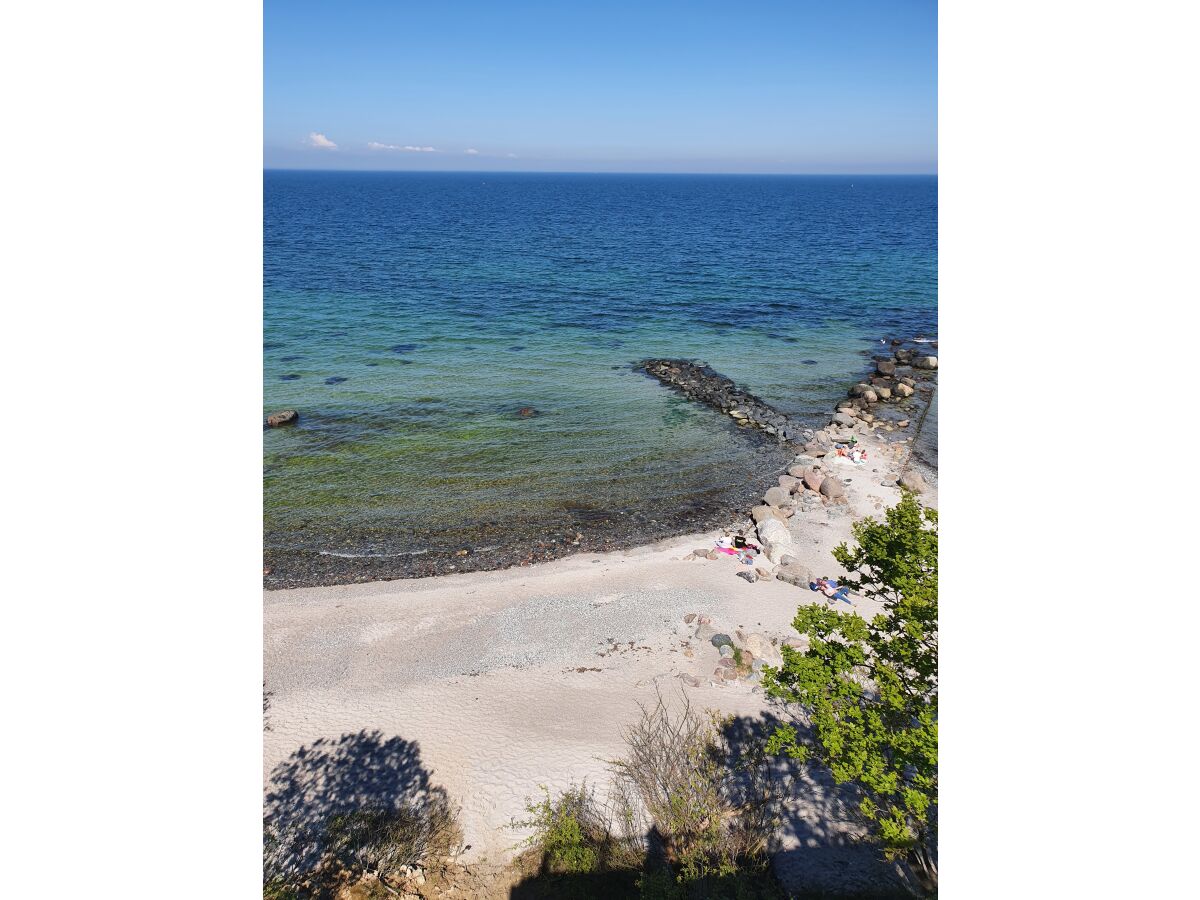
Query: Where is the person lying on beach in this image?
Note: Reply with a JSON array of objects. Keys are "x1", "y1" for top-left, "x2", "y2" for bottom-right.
[{"x1": 809, "y1": 577, "x2": 851, "y2": 604}]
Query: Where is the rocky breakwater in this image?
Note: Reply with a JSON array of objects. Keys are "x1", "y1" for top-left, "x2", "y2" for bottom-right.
[
  {"x1": 637, "y1": 359, "x2": 810, "y2": 444},
  {"x1": 704, "y1": 343, "x2": 937, "y2": 594},
  {"x1": 797, "y1": 345, "x2": 938, "y2": 457}
]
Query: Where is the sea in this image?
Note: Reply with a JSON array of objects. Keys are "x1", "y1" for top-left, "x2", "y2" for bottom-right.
[{"x1": 264, "y1": 171, "x2": 937, "y2": 585}]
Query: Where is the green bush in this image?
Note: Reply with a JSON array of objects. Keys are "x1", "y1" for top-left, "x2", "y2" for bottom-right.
[{"x1": 520, "y1": 785, "x2": 602, "y2": 874}]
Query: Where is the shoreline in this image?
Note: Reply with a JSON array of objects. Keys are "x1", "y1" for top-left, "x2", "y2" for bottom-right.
[
  {"x1": 263, "y1": 341, "x2": 936, "y2": 590},
  {"x1": 265, "y1": 341, "x2": 937, "y2": 895}
]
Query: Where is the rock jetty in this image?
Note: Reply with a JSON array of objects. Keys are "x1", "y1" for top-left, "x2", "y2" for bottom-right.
[{"x1": 637, "y1": 358, "x2": 807, "y2": 443}]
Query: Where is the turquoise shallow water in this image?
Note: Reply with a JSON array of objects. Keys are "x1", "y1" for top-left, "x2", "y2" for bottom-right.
[{"x1": 264, "y1": 172, "x2": 936, "y2": 583}]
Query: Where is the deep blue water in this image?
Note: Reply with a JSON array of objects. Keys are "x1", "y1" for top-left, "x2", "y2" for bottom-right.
[{"x1": 264, "y1": 171, "x2": 936, "y2": 578}]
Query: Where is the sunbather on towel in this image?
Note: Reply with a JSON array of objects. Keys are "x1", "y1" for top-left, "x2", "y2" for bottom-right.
[{"x1": 809, "y1": 577, "x2": 852, "y2": 604}]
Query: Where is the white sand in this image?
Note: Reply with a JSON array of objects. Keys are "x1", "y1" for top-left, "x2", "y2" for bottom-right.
[{"x1": 264, "y1": 431, "x2": 934, "y2": 893}]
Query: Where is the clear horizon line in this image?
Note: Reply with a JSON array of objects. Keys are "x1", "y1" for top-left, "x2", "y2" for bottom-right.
[{"x1": 263, "y1": 167, "x2": 938, "y2": 177}]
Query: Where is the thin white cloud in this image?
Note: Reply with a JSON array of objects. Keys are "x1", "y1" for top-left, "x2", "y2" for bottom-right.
[
  {"x1": 367, "y1": 142, "x2": 438, "y2": 152},
  {"x1": 465, "y1": 148, "x2": 479, "y2": 155},
  {"x1": 307, "y1": 132, "x2": 338, "y2": 149}
]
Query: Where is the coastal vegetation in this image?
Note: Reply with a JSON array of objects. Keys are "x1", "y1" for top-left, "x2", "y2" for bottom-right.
[
  {"x1": 513, "y1": 691, "x2": 784, "y2": 898},
  {"x1": 762, "y1": 492, "x2": 938, "y2": 892}
]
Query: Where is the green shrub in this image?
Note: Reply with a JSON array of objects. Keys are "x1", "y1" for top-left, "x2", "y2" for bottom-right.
[{"x1": 520, "y1": 785, "x2": 602, "y2": 874}]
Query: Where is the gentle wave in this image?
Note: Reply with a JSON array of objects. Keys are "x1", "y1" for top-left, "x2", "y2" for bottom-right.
[{"x1": 318, "y1": 549, "x2": 431, "y2": 559}]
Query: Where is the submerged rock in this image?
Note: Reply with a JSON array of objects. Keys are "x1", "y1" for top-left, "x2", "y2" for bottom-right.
[{"x1": 266, "y1": 410, "x2": 298, "y2": 427}]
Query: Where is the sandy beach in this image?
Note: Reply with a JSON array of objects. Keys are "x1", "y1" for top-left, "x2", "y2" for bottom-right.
[{"x1": 265, "y1": 380, "x2": 937, "y2": 895}]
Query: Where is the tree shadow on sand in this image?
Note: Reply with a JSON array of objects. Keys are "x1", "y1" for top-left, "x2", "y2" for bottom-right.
[
  {"x1": 263, "y1": 729, "x2": 454, "y2": 886},
  {"x1": 723, "y1": 714, "x2": 919, "y2": 898}
]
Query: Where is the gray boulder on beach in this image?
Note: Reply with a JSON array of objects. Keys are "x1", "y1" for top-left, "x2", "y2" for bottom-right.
[
  {"x1": 752, "y1": 504, "x2": 787, "y2": 525},
  {"x1": 894, "y1": 383, "x2": 915, "y2": 397},
  {"x1": 756, "y1": 518, "x2": 796, "y2": 564},
  {"x1": 819, "y1": 477, "x2": 845, "y2": 499},
  {"x1": 914, "y1": 355, "x2": 938, "y2": 370},
  {"x1": 740, "y1": 633, "x2": 782, "y2": 667},
  {"x1": 775, "y1": 560, "x2": 813, "y2": 588},
  {"x1": 877, "y1": 359, "x2": 897, "y2": 376},
  {"x1": 763, "y1": 486, "x2": 789, "y2": 507},
  {"x1": 899, "y1": 469, "x2": 928, "y2": 493},
  {"x1": 802, "y1": 467, "x2": 824, "y2": 493}
]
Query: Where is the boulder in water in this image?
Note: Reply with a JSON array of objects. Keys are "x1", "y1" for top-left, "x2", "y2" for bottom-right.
[{"x1": 266, "y1": 410, "x2": 298, "y2": 427}]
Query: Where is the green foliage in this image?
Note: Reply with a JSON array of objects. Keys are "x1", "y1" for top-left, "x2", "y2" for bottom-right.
[
  {"x1": 261, "y1": 877, "x2": 298, "y2": 900},
  {"x1": 762, "y1": 491, "x2": 937, "y2": 885},
  {"x1": 520, "y1": 785, "x2": 603, "y2": 874},
  {"x1": 637, "y1": 862, "x2": 784, "y2": 900}
]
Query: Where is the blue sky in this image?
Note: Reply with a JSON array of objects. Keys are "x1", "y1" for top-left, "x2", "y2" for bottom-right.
[{"x1": 265, "y1": 0, "x2": 936, "y2": 173}]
